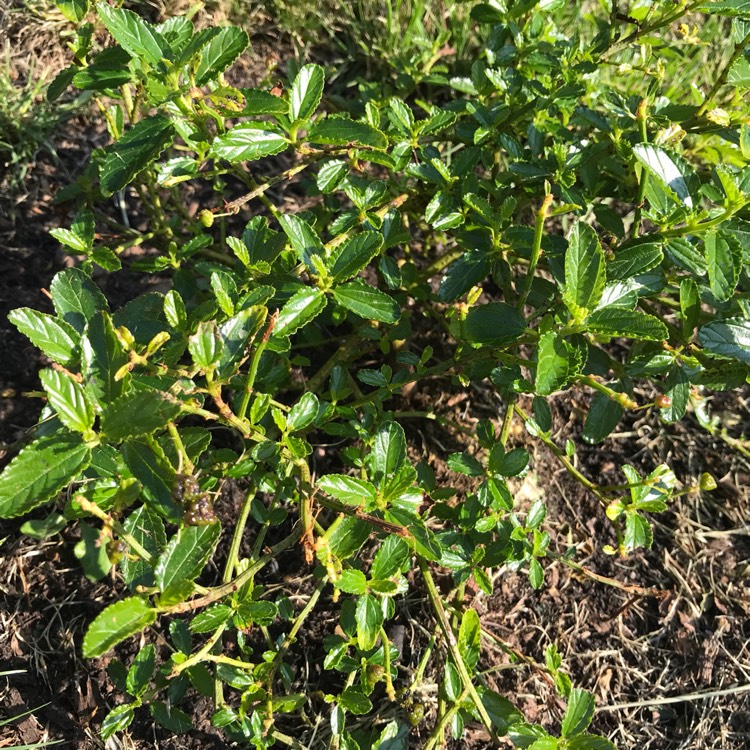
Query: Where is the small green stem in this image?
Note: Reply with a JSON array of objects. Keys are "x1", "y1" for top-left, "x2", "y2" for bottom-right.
[
  {"x1": 237, "y1": 312, "x2": 277, "y2": 421},
  {"x1": 167, "y1": 422, "x2": 193, "y2": 475},
  {"x1": 418, "y1": 558, "x2": 500, "y2": 745},
  {"x1": 518, "y1": 192, "x2": 553, "y2": 310},
  {"x1": 379, "y1": 626, "x2": 396, "y2": 701},
  {"x1": 632, "y1": 99, "x2": 649, "y2": 239},
  {"x1": 424, "y1": 685, "x2": 471, "y2": 750}
]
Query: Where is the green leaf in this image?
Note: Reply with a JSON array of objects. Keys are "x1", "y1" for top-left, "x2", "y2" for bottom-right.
[
  {"x1": 101, "y1": 703, "x2": 135, "y2": 740},
  {"x1": 8, "y1": 307, "x2": 78, "y2": 366},
  {"x1": 567, "y1": 736, "x2": 617, "y2": 750},
  {"x1": 308, "y1": 116, "x2": 388, "y2": 149},
  {"x1": 462, "y1": 302, "x2": 527, "y2": 345},
  {"x1": 588, "y1": 308, "x2": 668, "y2": 340},
  {"x1": 194, "y1": 27, "x2": 248, "y2": 85},
  {"x1": 100, "y1": 115, "x2": 175, "y2": 195},
  {"x1": 74, "y1": 521, "x2": 112, "y2": 581},
  {"x1": 279, "y1": 214, "x2": 325, "y2": 271},
  {"x1": 339, "y1": 686, "x2": 373, "y2": 715},
  {"x1": 333, "y1": 280, "x2": 400, "y2": 323},
  {"x1": 582, "y1": 391, "x2": 624, "y2": 444},
  {"x1": 606, "y1": 242, "x2": 663, "y2": 281},
  {"x1": 155, "y1": 522, "x2": 221, "y2": 593},
  {"x1": 317, "y1": 159, "x2": 349, "y2": 193},
  {"x1": 234, "y1": 600, "x2": 277, "y2": 628},
  {"x1": 209, "y1": 125, "x2": 288, "y2": 163},
  {"x1": 438, "y1": 251, "x2": 490, "y2": 302},
  {"x1": 274, "y1": 287, "x2": 327, "y2": 338},
  {"x1": 101, "y1": 390, "x2": 183, "y2": 440},
  {"x1": 121, "y1": 505, "x2": 167, "y2": 588},
  {"x1": 337, "y1": 569, "x2": 368, "y2": 595},
  {"x1": 458, "y1": 608, "x2": 481, "y2": 671},
  {"x1": 190, "y1": 604, "x2": 233, "y2": 633},
  {"x1": 217, "y1": 306, "x2": 266, "y2": 379},
  {"x1": 632, "y1": 144, "x2": 697, "y2": 210},
  {"x1": 329, "y1": 231, "x2": 384, "y2": 282},
  {"x1": 660, "y1": 364, "x2": 690, "y2": 423},
  {"x1": 287, "y1": 391, "x2": 320, "y2": 431},
  {"x1": 535, "y1": 332, "x2": 573, "y2": 395},
  {"x1": 706, "y1": 230, "x2": 741, "y2": 302},
  {"x1": 562, "y1": 688, "x2": 595, "y2": 736},
  {"x1": 528, "y1": 558, "x2": 544, "y2": 589},
  {"x1": 680, "y1": 278, "x2": 700, "y2": 339},
  {"x1": 56, "y1": 0, "x2": 88, "y2": 22},
  {"x1": 39, "y1": 368, "x2": 95, "y2": 433},
  {"x1": 563, "y1": 223, "x2": 605, "y2": 319},
  {"x1": 0, "y1": 433, "x2": 90, "y2": 518},
  {"x1": 371, "y1": 536, "x2": 410, "y2": 580},
  {"x1": 50, "y1": 267, "x2": 107, "y2": 334},
  {"x1": 699, "y1": 0, "x2": 750, "y2": 16},
  {"x1": 355, "y1": 593, "x2": 383, "y2": 651},
  {"x1": 699, "y1": 319, "x2": 750, "y2": 363},
  {"x1": 189, "y1": 321, "x2": 223, "y2": 370},
  {"x1": 20, "y1": 512, "x2": 67, "y2": 539},
  {"x1": 96, "y1": 2, "x2": 170, "y2": 65},
  {"x1": 624, "y1": 511, "x2": 653, "y2": 550},
  {"x1": 83, "y1": 597, "x2": 157, "y2": 657},
  {"x1": 318, "y1": 474, "x2": 378, "y2": 506},
  {"x1": 290, "y1": 63, "x2": 325, "y2": 122},
  {"x1": 126, "y1": 643, "x2": 156, "y2": 697},
  {"x1": 238, "y1": 88, "x2": 290, "y2": 116},
  {"x1": 372, "y1": 421, "x2": 406, "y2": 485},
  {"x1": 150, "y1": 702, "x2": 192, "y2": 733},
  {"x1": 81, "y1": 311, "x2": 128, "y2": 404}
]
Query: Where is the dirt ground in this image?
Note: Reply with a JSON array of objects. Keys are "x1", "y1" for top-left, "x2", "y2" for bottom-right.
[{"x1": 1, "y1": 9, "x2": 749, "y2": 750}]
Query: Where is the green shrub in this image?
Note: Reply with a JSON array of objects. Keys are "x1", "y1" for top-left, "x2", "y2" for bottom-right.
[{"x1": 2, "y1": 0, "x2": 749, "y2": 747}]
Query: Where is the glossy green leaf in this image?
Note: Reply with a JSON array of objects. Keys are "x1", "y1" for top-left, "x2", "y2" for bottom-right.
[
  {"x1": 339, "y1": 686, "x2": 373, "y2": 715},
  {"x1": 20, "y1": 512, "x2": 67, "y2": 539},
  {"x1": 679, "y1": 278, "x2": 700, "y2": 339},
  {"x1": 50, "y1": 267, "x2": 107, "y2": 335},
  {"x1": 561, "y1": 688, "x2": 595, "y2": 736},
  {"x1": 0, "y1": 433, "x2": 90, "y2": 518},
  {"x1": 372, "y1": 421, "x2": 406, "y2": 485},
  {"x1": 39, "y1": 368, "x2": 95, "y2": 433},
  {"x1": 8, "y1": 307, "x2": 78, "y2": 366},
  {"x1": 56, "y1": 0, "x2": 88, "y2": 22},
  {"x1": 189, "y1": 321, "x2": 223, "y2": 370},
  {"x1": 462, "y1": 302, "x2": 527, "y2": 345},
  {"x1": 209, "y1": 125, "x2": 288, "y2": 163},
  {"x1": 308, "y1": 116, "x2": 388, "y2": 149},
  {"x1": 660, "y1": 364, "x2": 690, "y2": 423},
  {"x1": 100, "y1": 115, "x2": 175, "y2": 195},
  {"x1": 279, "y1": 214, "x2": 325, "y2": 271},
  {"x1": 101, "y1": 389, "x2": 183, "y2": 440},
  {"x1": 81, "y1": 311, "x2": 128, "y2": 404},
  {"x1": 96, "y1": 2, "x2": 170, "y2": 65},
  {"x1": 536, "y1": 332, "x2": 573, "y2": 395},
  {"x1": 438, "y1": 251, "x2": 490, "y2": 302},
  {"x1": 155, "y1": 522, "x2": 221, "y2": 593},
  {"x1": 699, "y1": 319, "x2": 750, "y2": 363},
  {"x1": 582, "y1": 391, "x2": 624, "y2": 444},
  {"x1": 371, "y1": 536, "x2": 410, "y2": 580},
  {"x1": 150, "y1": 702, "x2": 192, "y2": 733},
  {"x1": 563, "y1": 223, "x2": 605, "y2": 319},
  {"x1": 194, "y1": 27, "x2": 248, "y2": 85},
  {"x1": 458, "y1": 608, "x2": 481, "y2": 671},
  {"x1": 318, "y1": 474, "x2": 378, "y2": 506},
  {"x1": 588, "y1": 308, "x2": 668, "y2": 340},
  {"x1": 355, "y1": 593, "x2": 383, "y2": 651},
  {"x1": 290, "y1": 63, "x2": 325, "y2": 122},
  {"x1": 274, "y1": 287, "x2": 327, "y2": 338},
  {"x1": 606, "y1": 243, "x2": 663, "y2": 281},
  {"x1": 287, "y1": 391, "x2": 320, "y2": 431},
  {"x1": 217, "y1": 306, "x2": 266, "y2": 379},
  {"x1": 632, "y1": 144, "x2": 696, "y2": 210},
  {"x1": 329, "y1": 231, "x2": 383, "y2": 282},
  {"x1": 333, "y1": 280, "x2": 400, "y2": 323},
  {"x1": 126, "y1": 643, "x2": 156, "y2": 697},
  {"x1": 83, "y1": 597, "x2": 157, "y2": 657},
  {"x1": 706, "y1": 230, "x2": 741, "y2": 302},
  {"x1": 566, "y1": 737, "x2": 617, "y2": 750},
  {"x1": 101, "y1": 703, "x2": 135, "y2": 740},
  {"x1": 699, "y1": 0, "x2": 750, "y2": 16},
  {"x1": 121, "y1": 505, "x2": 167, "y2": 589},
  {"x1": 74, "y1": 521, "x2": 112, "y2": 581}
]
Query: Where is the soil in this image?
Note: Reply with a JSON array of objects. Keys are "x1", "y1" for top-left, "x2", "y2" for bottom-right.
[{"x1": 1, "y1": 11, "x2": 749, "y2": 750}]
